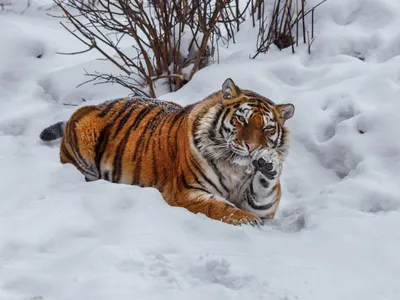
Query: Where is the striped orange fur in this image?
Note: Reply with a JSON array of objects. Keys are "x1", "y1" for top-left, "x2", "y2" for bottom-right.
[{"x1": 40, "y1": 78, "x2": 294, "y2": 226}]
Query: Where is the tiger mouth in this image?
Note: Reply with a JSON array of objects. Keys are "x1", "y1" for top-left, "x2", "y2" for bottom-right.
[{"x1": 230, "y1": 141, "x2": 264, "y2": 157}]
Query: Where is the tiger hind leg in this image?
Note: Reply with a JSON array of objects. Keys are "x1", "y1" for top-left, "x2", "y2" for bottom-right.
[
  {"x1": 60, "y1": 136, "x2": 100, "y2": 181},
  {"x1": 60, "y1": 106, "x2": 105, "y2": 182}
]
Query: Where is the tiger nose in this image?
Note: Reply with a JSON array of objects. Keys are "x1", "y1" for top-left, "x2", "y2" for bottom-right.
[{"x1": 245, "y1": 142, "x2": 257, "y2": 152}]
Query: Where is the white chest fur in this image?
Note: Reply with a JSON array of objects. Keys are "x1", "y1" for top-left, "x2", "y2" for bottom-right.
[
  {"x1": 202, "y1": 158, "x2": 279, "y2": 218},
  {"x1": 208, "y1": 160, "x2": 252, "y2": 204}
]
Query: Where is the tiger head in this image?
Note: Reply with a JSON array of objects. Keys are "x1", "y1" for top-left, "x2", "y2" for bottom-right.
[{"x1": 194, "y1": 78, "x2": 295, "y2": 166}]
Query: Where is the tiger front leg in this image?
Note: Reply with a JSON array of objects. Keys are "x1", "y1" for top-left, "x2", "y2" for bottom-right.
[
  {"x1": 243, "y1": 149, "x2": 283, "y2": 219},
  {"x1": 173, "y1": 190, "x2": 264, "y2": 227},
  {"x1": 251, "y1": 154, "x2": 281, "y2": 185}
]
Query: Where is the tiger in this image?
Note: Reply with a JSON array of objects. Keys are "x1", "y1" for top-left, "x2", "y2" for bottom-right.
[{"x1": 39, "y1": 78, "x2": 294, "y2": 226}]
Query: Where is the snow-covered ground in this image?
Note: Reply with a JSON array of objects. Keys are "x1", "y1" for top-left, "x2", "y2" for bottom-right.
[{"x1": 1, "y1": 0, "x2": 400, "y2": 299}]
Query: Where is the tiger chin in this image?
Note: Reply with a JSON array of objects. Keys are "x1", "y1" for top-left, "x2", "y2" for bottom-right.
[{"x1": 39, "y1": 78, "x2": 294, "y2": 227}]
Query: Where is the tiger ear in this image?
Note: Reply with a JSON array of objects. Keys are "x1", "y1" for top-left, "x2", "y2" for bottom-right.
[
  {"x1": 276, "y1": 103, "x2": 295, "y2": 123},
  {"x1": 222, "y1": 78, "x2": 241, "y2": 99}
]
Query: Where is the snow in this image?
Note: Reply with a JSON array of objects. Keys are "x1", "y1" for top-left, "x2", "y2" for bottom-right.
[{"x1": 1, "y1": 0, "x2": 400, "y2": 299}]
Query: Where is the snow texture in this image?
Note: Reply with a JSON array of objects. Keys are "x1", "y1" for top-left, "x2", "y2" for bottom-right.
[{"x1": 1, "y1": 0, "x2": 400, "y2": 299}]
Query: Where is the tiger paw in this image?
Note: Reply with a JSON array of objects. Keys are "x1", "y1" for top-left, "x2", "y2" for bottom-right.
[
  {"x1": 221, "y1": 209, "x2": 264, "y2": 227},
  {"x1": 251, "y1": 150, "x2": 281, "y2": 180},
  {"x1": 252, "y1": 157, "x2": 277, "y2": 179}
]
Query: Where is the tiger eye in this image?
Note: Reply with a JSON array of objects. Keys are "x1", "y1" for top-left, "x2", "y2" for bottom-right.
[{"x1": 236, "y1": 115, "x2": 246, "y2": 123}]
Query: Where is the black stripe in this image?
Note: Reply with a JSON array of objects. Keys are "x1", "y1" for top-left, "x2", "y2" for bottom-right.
[
  {"x1": 247, "y1": 197, "x2": 277, "y2": 211},
  {"x1": 132, "y1": 106, "x2": 166, "y2": 184},
  {"x1": 208, "y1": 130, "x2": 220, "y2": 144},
  {"x1": 246, "y1": 103, "x2": 257, "y2": 107},
  {"x1": 250, "y1": 179, "x2": 255, "y2": 195},
  {"x1": 193, "y1": 135, "x2": 202, "y2": 151},
  {"x1": 147, "y1": 106, "x2": 178, "y2": 186},
  {"x1": 269, "y1": 127, "x2": 280, "y2": 149},
  {"x1": 67, "y1": 109, "x2": 93, "y2": 170},
  {"x1": 221, "y1": 124, "x2": 231, "y2": 134},
  {"x1": 161, "y1": 167, "x2": 168, "y2": 187},
  {"x1": 211, "y1": 106, "x2": 223, "y2": 129},
  {"x1": 181, "y1": 173, "x2": 209, "y2": 194},
  {"x1": 112, "y1": 104, "x2": 156, "y2": 182},
  {"x1": 249, "y1": 98, "x2": 270, "y2": 109},
  {"x1": 98, "y1": 100, "x2": 119, "y2": 117},
  {"x1": 152, "y1": 135, "x2": 159, "y2": 187},
  {"x1": 208, "y1": 107, "x2": 223, "y2": 144},
  {"x1": 64, "y1": 141, "x2": 96, "y2": 178},
  {"x1": 218, "y1": 108, "x2": 231, "y2": 137},
  {"x1": 69, "y1": 123, "x2": 91, "y2": 171},
  {"x1": 259, "y1": 178, "x2": 269, "y2": 188},
  {"x1": 167, "y1": 109, "x2": 186, "y2": 159},
  {"x1": 171, "y1": 115, "x2": 185, "y2": 159},
  {"x1": 206, "y1": 199, "x2": 213, "y2": 216},
  {"x1": 185, "y1": 153, "x2": 208, "y2": 191},
  {"x1": 246, "y1": 184, "x2": 277, "y2": 210},
  {"x1": 189, "y1": 155, "x2": 223, "y2": 195},
  {"x1": 61, "y1": 142, "x2": 75, "y2": 165},
  {"x1": 143, "y1": 107, "x2": 168, "y2": 152},
  {"x1": 94, "y1": 127, "x2": 108, "y2": 176},
  {"x1": 157, "y1": 109, "x2": 173, "y2": 151},
  {"x1": 207, "y1": 159, "x2": 229, "y2": 193},
  {"x1": 113, "y1": 100, "x2": 141, "y2": 138},
  {"x1": 94, "y1": 100, "x2": 138, "y2": 176},
  {"x1": 186, "y1": 165, "x2": 208, "y2": 191},
  {"x1": 102, "y1": 171, "x2": 110, "y2": 181},
  {"x1": 115, "y1": 100, "x2": 137, "y2": 121}
]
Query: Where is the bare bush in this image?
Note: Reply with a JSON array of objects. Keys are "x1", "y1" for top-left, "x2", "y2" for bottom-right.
[
  {"x1": 53, "y1": 0, "x2": 250, "y2": 97},
  {"x1": 251, "y1": 0, "x2": 326, "y2": 58},
  {"x1": 52, "y1": 0, "x2": 325, "y2": 97}
]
